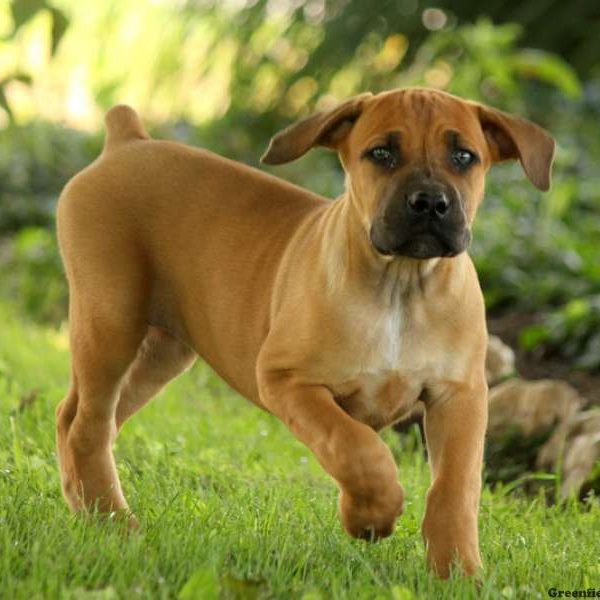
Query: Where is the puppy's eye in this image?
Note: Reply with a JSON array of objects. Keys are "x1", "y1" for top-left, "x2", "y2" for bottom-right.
[
  {"x1": 451, "y1": 148, "x2": 477, "y2": 169},
  {"x1": 366, "y1": 146, "x2": 398, "y2": 169}
]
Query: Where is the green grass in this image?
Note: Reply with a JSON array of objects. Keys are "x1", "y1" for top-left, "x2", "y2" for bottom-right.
[{"x1": 1, "y1": 302, "x2": 599, "y2": 599}]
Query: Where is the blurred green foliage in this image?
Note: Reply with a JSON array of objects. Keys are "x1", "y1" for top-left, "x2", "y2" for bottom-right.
[
  {"x1": 0, "y1": 1, "x2": 599, "y2": 370},
  {"x1": 0, "y1": 122, "x2": 102, "y2": 232},
  {"x1": 472, "y1": 84, "x2": 600, "y2": 370},
  {"x1": 0, "y1": 0, "x2": 68, "y2": 118},
  {"x1": 0, "y1": 227, "x2": 66, "y2": 322}
]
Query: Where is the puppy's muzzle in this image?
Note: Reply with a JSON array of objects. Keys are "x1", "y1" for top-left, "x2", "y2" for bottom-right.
[{"x1": 370, "y1": 182, "x2": 471, "y2": 260}]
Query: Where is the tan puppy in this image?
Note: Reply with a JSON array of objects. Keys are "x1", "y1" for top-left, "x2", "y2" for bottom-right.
[{"x1": 55, "y1": 88, "x2": 554, "y2": 578}]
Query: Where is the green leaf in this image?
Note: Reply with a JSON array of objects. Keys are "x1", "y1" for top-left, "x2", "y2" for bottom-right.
[
  {"x1": 391, "y1": 585, "x2": 417, "y2": 600},
  {"x1": 512, "y1": 50, "x2": 582, "y2": 99},
  {"x1": 11, "y1": 72, "x2": 33, "y2": 85},
  {"x1": 0, "y1": 84, "x2": 12, "y2": 118},
  {"x1": 10, "y1": 0, "x2": 47, "y2": 34},
  {"x1": 519, "y1": 324, "x2": 550, "y2": 351},
  {"x1": 178, "y1": 568, "x2": 220, "y2": 600},
  {"x1": 563, "y1": 298, "x2": 591, "y2": 323},
  {"x1": 49, "y1": 6, "x2": 69, "y2": 55}
]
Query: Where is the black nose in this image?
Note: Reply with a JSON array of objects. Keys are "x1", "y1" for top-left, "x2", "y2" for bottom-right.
[{"x1": 407, "y1": 190, "x2": 450, "y2": 217}]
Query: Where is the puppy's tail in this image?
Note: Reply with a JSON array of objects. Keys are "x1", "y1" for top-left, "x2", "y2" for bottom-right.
[{"x1": 103, "y1": 104, "x2": 149, "y2": 152}]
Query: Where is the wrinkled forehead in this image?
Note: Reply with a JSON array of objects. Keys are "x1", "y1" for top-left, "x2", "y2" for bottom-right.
[{"x1": 350, "y1": 89, "x2": 486, "y2": 149}]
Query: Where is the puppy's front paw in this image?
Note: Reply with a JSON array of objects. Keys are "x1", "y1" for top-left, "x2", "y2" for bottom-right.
[{"x1": 339, "y1": 482, "x2": 404, "y2": 541}]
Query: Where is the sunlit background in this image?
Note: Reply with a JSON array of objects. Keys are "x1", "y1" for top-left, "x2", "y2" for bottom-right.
[
  {"x1": 1, "y1": 0, "x2": 600, "y2": 374},
  {"x1": 0, "y1": 0, "x2": 590, "y2": 127}
]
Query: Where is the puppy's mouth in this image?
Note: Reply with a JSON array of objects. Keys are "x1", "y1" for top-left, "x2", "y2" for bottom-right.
[
  {"x1": 370, "y1": 227, "x2": 471, "y2": 260},
  {"x1": 390, "y1": 233, "x2": 459, "y2": 259}
]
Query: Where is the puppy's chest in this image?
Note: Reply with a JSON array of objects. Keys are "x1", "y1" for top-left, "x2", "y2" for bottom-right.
[
  {"x1": 326, "y1": 306, "x2": 438, "y2": 430},
  {"x1": 331, "y1": 371, "x2": 421, "y2": 431}
]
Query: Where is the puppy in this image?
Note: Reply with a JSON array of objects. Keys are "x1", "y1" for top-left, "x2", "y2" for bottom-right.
[{"x1": 56, "y1": 88, "x2": 554, "y2": 577}]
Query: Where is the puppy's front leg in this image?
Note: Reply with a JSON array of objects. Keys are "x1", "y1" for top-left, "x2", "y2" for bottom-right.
[
  {"x1": 421, "y1": 380, "x2": 488, "y2": 578},
  {"x1": 258, "y1": 371, "x2": 404, "y2": 540}
]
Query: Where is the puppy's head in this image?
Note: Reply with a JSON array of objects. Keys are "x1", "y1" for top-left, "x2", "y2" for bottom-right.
[{"x1": 261, "y1": 88, "x2": 555, "y2": 260}]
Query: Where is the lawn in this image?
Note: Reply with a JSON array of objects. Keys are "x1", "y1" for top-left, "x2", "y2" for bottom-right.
[{"x1": 1, "y1": 302, "x2": 599, "y2": 599}]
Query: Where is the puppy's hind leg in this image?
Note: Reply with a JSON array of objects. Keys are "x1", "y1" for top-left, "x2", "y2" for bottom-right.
[
  {"x1": 56, "y1": 295, "x2": 146, "y2": 518},
  {"x1": 115, "y1": 326, "x2": 196, "y2": 430}
]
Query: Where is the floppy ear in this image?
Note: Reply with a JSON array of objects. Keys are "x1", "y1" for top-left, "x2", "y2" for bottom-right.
[
  {"x1": 261, "y1": 93, "x2": 373, "y2": 165},
  {"x1": 476, "y1": 104, "x2": 556, "y2": 191}
]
